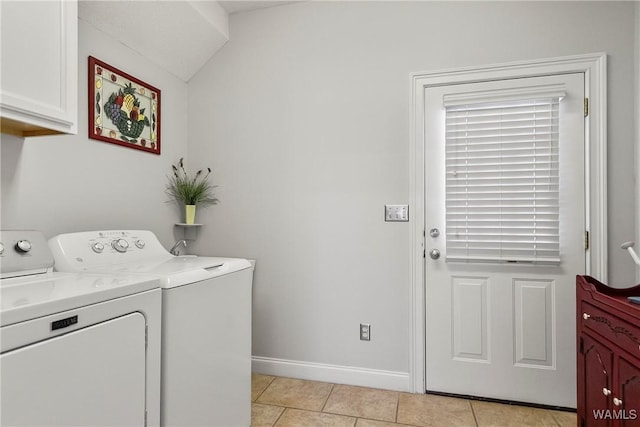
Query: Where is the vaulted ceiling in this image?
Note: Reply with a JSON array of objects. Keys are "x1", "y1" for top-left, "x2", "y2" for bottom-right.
[{"x1": 79, "y1": 1, "x2": 300, "y2": 82}]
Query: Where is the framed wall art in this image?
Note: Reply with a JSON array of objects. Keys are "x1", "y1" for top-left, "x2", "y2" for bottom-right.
[{"x1": 88, "y1": 56, "x2": 161, "y2": 154}]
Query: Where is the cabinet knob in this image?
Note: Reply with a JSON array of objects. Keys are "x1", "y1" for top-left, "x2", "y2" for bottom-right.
[
  {"x1": 602, "y1": 388, "x2": 611, "y2": 396},
  {"x1": 613, "y1": 397, "x2": 623, "y2": 406},
  {"x1": 582, "y1": 313, "x2": 591, "y2": 320}
]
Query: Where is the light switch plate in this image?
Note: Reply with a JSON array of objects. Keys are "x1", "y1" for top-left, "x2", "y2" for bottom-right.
[{"x1": 385, "y1": 205, "x2": 409, "y2": 222}]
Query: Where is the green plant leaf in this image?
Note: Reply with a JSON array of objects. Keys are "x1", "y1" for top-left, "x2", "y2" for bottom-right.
[{"x1": 165, "y1": 160, "x2": 219, "y2": 206}]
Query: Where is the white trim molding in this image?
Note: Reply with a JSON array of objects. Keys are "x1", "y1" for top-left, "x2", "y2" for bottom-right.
[
  {"x1": 252, "y1": 356, "x2": 410, "y2": 392},
  {"x1": 408, "y1": 53, "x2": 608, "y2": 393},
  {"x1": 636, "y1": 4, "x2": 640, "y2": 282}
]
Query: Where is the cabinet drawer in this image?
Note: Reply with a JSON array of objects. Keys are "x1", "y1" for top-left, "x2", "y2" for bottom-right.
[{"x1": 581, "y1": 302, "x2": 640, "y2": 358}]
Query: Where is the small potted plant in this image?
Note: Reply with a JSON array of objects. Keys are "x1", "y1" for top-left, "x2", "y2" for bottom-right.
[{"x1": 166, "y1": 157, "x2": 218, "y2": 224}]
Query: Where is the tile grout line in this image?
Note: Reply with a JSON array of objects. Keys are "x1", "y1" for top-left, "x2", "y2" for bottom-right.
[
  {"x1": 355, "y1": 414, "x2": 413, "y2": 426},
  {"x1": 253, "y1": 375, "x2": 281, "y2": 427},
  {"x1": 469, "y1": 399, "x2": 480, "y2": 427},
  {"x1": 271, "y1": 406, "x2": 287, "y2": 427},
  {"x1": 254, "y1": 374, "x2": 277, "y2": 403},
  {"x1": 320, "y1": 383, "x2": 336, "y2": 413},
  {"x1": 394, "y1": 392, "x2": 400, "y2": 423}
]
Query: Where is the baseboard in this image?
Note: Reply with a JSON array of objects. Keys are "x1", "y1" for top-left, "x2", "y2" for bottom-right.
[{"x1": 252, "y1": 356, "x2": 410, "y2": 392}]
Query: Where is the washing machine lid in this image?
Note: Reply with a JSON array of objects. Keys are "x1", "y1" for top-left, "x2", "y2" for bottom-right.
[
  {"x1": 70, "y1": 256, "x2": 252, "y2": 288},
  {"x1": 0, "y1": 271, "x2": 160, "y2": 326}
]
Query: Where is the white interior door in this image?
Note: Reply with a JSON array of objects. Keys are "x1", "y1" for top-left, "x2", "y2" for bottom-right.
[{"x1": 424, "y1": 73, "x2": 585, "y2": 407}]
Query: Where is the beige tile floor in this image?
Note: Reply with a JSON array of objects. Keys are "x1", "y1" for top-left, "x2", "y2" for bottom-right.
[{"x1": 251, "y1": 374, "x2": 577, "y2": 427}]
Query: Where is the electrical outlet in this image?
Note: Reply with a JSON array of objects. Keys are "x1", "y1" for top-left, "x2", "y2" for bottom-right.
[
  {"x1": 360, "y1": 323, "x2": 371, "y2": 341},
  {"x1": 385, "y1": 205, "x2": 409, "y2": 222}
]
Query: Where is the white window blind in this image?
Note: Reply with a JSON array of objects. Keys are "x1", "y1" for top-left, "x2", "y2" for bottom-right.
[{"x1": 444, "y1": 95, "x2": 562, "y2": 263}]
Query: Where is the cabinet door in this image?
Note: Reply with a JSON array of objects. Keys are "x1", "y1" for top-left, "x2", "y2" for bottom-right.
[
  {"x1": 581, "y1": 334, "x2": 614, "y2": 426},
  {"x1": 618, "y1": 356, "x2": 640, "y2": 426},
  {"x1": 0, "y1": 0, "x2": 77, "y2": 135}
]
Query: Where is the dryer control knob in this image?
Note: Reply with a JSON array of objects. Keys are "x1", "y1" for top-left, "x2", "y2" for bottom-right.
[
  {"x1": 112, "y1": 238, "x2": 129, "y2": 253},
  {"x1": 134, "y1": 239, "x2": 145, "y2": 249},
  {"x1": 0, "y1": 242, "x2": 4, "y2": 255},
  {"x1": 15, "y1": 240, "x2": 32, "y2": 253},
  {"x1": 91, "y1": 242, "x2": 105, "y2": 253}
]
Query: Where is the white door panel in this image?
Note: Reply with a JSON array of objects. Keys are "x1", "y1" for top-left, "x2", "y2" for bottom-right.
[{"x1": 425, "y1": 73, "x2": 585, "y2": 407}]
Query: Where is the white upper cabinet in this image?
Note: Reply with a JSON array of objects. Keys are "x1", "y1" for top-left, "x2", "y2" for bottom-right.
[{"x1": 1, "y1": 0, "x2": 78, "y2": 137}]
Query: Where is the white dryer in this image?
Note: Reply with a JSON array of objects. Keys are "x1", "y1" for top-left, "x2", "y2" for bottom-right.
[
  {"x1": 0, "y1": 230, "x2": 162, "y2": 427},
  {"x1": 49, "y1": 230, "x2": 254, "y2": 427}
]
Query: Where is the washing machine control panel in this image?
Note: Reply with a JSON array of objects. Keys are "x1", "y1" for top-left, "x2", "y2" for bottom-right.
[
  {"x1": 106, "y1": 238, "x2": 145, "y2": 253},
  {"x1": 85, "y1": 232, "x2": 150, "y2": 256},
  {"x1": 0, "y1": 230, "x2": 55, "y2": 278},
  {"x1": 100, "y1": 237, "x2": 145, "y2": 253},
  {"x1": 0, "y1": 238, "x2": 37, "y2": 256},
  {"x1": 49, "y1": 230, "x2": 170, "y2": 271}
]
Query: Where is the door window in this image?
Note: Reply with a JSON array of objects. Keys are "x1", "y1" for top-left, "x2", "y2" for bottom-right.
[{"x1": 445, "y1": 94, "x2": 562, "y2": 263}]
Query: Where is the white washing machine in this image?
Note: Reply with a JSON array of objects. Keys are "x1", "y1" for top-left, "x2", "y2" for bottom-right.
[
  {"x1": 49, "y1": 230, "x2": 254, "y2": 427},
  {"x1": 0, "y1": 230, "x2": 162, "y2": 427}
]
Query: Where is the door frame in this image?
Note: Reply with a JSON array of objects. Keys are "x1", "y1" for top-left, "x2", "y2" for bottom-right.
[{"x1": 408, "y1": 53, "x2": 607, "y2": 393}]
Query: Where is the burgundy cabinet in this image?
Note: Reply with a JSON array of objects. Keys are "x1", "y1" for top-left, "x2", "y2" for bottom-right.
[
  {"x1": 577, "y1": 276, "x2": 640, "y2": 427},
  {"x1": 580, "y1": 333, "x2": 614, "y2": 426},
  {"x1": 619, "y1": 356, "x2": 640, "y2": 427}
]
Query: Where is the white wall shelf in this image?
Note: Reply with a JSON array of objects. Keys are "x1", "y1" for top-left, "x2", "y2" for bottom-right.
[{"x1": 174, "y1": 223, "x2": 202, "y2": 241}]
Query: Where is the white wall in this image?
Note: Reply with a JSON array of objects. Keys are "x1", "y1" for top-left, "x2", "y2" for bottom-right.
[
  {"x1": 1, "y1": 19, "x2": 189, "y2": 247},
  {"x1": 190, "y1": 1, "x2": 637, "y2": 387}
]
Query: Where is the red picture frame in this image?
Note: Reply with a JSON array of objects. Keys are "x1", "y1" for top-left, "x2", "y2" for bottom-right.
[{"x1": 88, "y1": 56, "x2": 161, "y2": 154}]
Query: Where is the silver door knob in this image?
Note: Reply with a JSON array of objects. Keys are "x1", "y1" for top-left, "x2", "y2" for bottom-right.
[{"x1": 429, "y1": 249, "x2": 441, "y2": 260}]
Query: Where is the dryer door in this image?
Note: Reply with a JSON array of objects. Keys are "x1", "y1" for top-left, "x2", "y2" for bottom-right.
[{"x1": 1, "y1": 312, "x2": 146, "y2": 426}]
